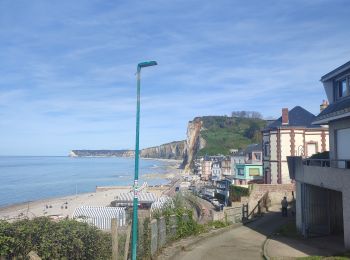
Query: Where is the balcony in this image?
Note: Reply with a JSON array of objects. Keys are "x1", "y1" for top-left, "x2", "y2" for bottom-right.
[
  {"x1": 288, "y1": 156, "x2": 350, "y2": 192},
  {"x1": 303, "y1": 159, "x2": 350, "y2": 169}
]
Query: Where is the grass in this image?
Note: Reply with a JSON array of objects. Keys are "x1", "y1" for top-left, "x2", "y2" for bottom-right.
[{"x1": 197, "y1": 116, "x2": 266, "y2": 156}]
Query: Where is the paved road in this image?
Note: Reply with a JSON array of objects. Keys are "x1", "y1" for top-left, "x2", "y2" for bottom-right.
[{"x1": 173, "y1": 210, "x2": 288, "y2": 260}]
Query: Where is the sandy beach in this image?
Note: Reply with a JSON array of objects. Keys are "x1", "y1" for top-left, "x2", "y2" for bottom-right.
[
  {"x1": 0, "y1": 184, "x2": 174, "y2": 222},
  {"x1": 0, "y1": 159, "x2": 182, "y2": 222}
]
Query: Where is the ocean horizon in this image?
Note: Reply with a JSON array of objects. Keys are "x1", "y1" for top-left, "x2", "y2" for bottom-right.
[{"x1": 0, "y1": 156, "x2": 177, "y2": 207}]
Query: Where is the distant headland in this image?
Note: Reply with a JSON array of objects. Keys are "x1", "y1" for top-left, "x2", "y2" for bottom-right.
[{"x1": 69, "y1": 150, "x2": 135, "y2": 157}]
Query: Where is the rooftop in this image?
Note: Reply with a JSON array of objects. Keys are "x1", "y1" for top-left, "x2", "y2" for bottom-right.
[
  {"x1": 265, "y1": 106, "x2": 321, "y2": 130},
  {"x1": 321, "y1": 60, "x2": 350, "y2": 82},
  {"x1": 314, "y1": 96, "x2": 350, "y2": 124}
]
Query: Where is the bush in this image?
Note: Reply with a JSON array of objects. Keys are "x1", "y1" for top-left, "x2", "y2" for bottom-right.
[
  {"x1": 309, "y1": 151, "x2": 329, "y2": 159},
  {"x1": 229, "y1": 185, "x2": 250, "y2": 202},
  {"x1": 0, "y1": 217, "x2": 111, "y2": 259},
  {"x1": 208, "y1": 220, "x2": 229, "y2": 229}
]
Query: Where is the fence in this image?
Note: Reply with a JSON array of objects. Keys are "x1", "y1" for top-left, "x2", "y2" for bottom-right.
[{"x1": 139, "y1": 214, "x2": 191, "y2": 257}]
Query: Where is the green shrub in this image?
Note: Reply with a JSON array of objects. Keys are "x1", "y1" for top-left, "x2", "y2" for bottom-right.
[
  {"x1": 208, "y1": 220, "x2": 229, "y2": 229},
  {"x1": 197, "y1": 116, "x2": 267, "y2": 156},
  {"x1": 229, "y1": 185, "x2": 250, "y2": 202},
  {"x1": 309, "y1": 151, "x2": 329, "y2": 159},
  {"x1": 0, "y1": 217, "x2": 111, "y2": 259}
]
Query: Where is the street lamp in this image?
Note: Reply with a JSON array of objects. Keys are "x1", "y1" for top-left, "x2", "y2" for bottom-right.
[{"x1": 131, "y1": 60, "x2": 157, "y2": 260}]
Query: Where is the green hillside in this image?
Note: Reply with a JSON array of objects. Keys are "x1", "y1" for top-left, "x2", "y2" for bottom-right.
[{"x1": 197, "y1": 116, "x2": 267, "y2": 156}]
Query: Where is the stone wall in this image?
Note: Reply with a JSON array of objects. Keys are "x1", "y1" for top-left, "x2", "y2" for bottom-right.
[{"x1": 247, "y1": 184, "x2": 295, "y2": 214}]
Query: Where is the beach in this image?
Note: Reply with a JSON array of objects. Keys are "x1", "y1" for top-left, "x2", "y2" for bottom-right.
[{"x1": 0, "y1": 158, "x2": 182, "y2": 221}]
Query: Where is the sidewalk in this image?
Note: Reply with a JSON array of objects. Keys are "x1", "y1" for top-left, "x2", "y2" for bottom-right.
[
  {"x1": 264, "y1": 222, "x2": 346, "y2": 259},
  {"x1": 159, "y1": 209, "x2": 290, "y2": 260}
]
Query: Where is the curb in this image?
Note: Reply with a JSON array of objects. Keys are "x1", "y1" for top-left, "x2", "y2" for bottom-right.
[{"x1": 262, "y1": 236, "x2": 272, "y2": 260}]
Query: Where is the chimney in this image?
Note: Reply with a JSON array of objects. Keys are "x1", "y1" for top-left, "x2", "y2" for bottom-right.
[
  {"x1": 282, "y1": 108, "x2": 289, "y2": 125},
  {"x1": 320, "y1": 100, "x2": 329, "y2": 112}
]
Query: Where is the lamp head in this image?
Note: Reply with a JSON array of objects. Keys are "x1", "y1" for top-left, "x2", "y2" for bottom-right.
[{"x1": 137, "y1": 61, "x2": 157, "y2": 70}]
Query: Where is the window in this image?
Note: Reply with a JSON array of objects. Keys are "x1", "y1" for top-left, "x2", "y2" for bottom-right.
[
  {"x1": 254, "y1": 152, "x2": 261, "y2": 161},
  {"x1": 338, "y1": 79, "x2": 347, "y2": 98},
  {"x1": 264, "y1": 142, "x2": 270, "y2": 157},
  {"x1": 238, "y1": 168, "x2": 244, "y2": 176},
  {"x1": 249, "y1": 168, "x2": 260, "y2": 176},
  {"x1": 306, "y1": 143, "x2": 317, "y2": 157}
]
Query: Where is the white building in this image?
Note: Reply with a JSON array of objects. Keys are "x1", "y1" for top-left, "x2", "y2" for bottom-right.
[
  {"x1": 291, "y1": 61, "x2": 350, "y2": 249},
  {"x1": 211, "y1": 161, "x2": 222, "y2": 182},
  {"x1": 262, "y1": 106, "x2": 329, "y2": 184}
]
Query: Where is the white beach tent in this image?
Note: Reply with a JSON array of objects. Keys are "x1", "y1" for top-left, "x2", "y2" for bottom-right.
[
  {"x1": 115, "y1": 191, "x2": 157, "y2": 203},
  {"x1": 151, "y1": 196, "x2": 174, "y2": 213},
  {"x1": 72, "y1": 206, "x2": 126, "y2": 230}
]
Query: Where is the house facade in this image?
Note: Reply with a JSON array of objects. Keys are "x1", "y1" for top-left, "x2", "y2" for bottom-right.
[
  {"x1": 211, "y1": 161, "x2": 222, "y2": 182},
  {"x1": 263, "y1": 106, "x2": 329, "y2": 184},
  {"x1": 235, "y1": 164, "x2": 263, "y2": 185},
  {"x1": 221, "y1": 157, "x2": 232, "y2": 176},
  {"x1": 290, "y1": 61, "x2": 350, "y2": 249},
  {"x1": 231, "y1": 144, "x2": 263, "y2": 185},
  {"x1": 201, "y1": 160, "x2": 212, "y2": 181}
]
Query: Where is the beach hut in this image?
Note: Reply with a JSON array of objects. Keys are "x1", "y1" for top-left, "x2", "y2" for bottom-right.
[
  {"x1": 72, "y1": 206, "x2": 126, "y2": 230},
  {"x1": 150, "y1": 196, "x2": 173, "y2": 214},
  {"x1": 112, "y1": 191, "x2": 158, "y2": 209}
]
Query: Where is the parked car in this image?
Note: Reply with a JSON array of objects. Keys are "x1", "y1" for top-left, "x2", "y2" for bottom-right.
[{"x1": 211, "y1": 199, "x2": 221, "y2": 211}]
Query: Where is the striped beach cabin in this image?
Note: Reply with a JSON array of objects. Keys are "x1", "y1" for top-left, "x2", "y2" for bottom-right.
[
  {"x1": 112, "y1": 191, "x2": 158, "y2": 208},
  {"x1": 72, "y1": 206, "x2": 126, "y2": 230}
]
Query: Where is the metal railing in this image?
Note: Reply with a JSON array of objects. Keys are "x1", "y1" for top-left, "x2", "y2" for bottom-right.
[{"x1": 303, "y1": 159, "x2": 350, "y2": 169}]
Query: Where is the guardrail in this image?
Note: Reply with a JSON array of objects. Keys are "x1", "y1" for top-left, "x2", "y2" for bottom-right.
[{"x1": 303, "y1": 159, "x2": 350, "y2": 169}]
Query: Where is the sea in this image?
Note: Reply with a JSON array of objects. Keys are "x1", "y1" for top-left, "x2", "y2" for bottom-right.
[{"x1": 0, "y1": 156, "x2": 175, "y2": 207}]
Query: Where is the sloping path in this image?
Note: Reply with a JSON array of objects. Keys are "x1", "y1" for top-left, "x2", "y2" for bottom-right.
[{"x1": 168, "y1": 210, "x2": 288, "y2": 260}]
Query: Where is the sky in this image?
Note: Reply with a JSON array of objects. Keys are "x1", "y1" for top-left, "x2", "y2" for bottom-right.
[{"x1": 0, "y1": 0, "x2": 350, "y2": 155}]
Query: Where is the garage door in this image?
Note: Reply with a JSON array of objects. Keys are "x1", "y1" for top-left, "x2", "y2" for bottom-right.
[{"x1": 336, "y1": 128, "x2": 350, "y2": 168}]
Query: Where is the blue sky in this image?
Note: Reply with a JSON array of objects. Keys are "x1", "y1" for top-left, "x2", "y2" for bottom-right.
[{"x1": 0, "y1": 0, "x2": 350, "y2": 155}]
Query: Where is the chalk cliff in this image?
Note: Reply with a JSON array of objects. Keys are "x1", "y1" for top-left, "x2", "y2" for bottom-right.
[
  {"x1": 69, "y1": 117, "x2": 210, "y2": 169},
  {"x1": 140, "y1": 141, "x2": 186, "y2": 160},
  {"x1": 182, "y1": 118, "x2": 206, "y2": 170}
]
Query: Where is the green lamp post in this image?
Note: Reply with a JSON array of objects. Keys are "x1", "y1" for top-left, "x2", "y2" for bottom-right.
[{"x1": 131, "y1": 61, "x2": 157, "y2": 260}]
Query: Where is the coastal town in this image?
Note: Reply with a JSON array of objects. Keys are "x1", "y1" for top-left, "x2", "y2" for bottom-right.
[
  {"x1": 1, "y1": 1, "x2": 350, "y2": 260},
  {"x1": 1, "y1": 60, "x2": 350, "y2": 259}
]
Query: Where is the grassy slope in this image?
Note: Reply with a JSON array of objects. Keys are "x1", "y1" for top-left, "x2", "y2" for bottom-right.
[{"x1": 197, "y1": 116, "x2": 267, "y2": 156}]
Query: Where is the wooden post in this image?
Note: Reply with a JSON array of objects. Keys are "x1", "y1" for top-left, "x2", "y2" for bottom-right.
[
  {"x1": 111, "y1": 218, "x2": 118, "y2": 260},
  {"x1": 124, "y1": 225, "x2": 132, "y2": 260}
]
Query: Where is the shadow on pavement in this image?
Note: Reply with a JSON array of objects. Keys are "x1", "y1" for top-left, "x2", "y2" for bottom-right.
[{"x1": 244, "y1": 209, "x2": 346, "y2": 258}]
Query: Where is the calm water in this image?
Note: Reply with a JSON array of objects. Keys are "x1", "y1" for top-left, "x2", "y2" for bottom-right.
[{"x1": 0, "y1": 156, "x2": 173, "y2": 207}]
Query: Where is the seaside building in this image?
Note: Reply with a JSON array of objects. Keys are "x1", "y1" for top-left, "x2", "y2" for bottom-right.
[
  {"x1": 215, "y1": 178, "x2": 232, "y2": 206},
  {"x1": 231, "y1": 153, "x2": 245, "y2": 177},
  {"x1": 211, "y1": 161, "x2": 222, "y2": 182},
  {"x1": 194, "y1": 157, "x2": 203, "y2": 176},
  {"x1": 231, "y1": 144, "x2": 263, "y2": 185},
  {"x1": 201, "y1": 159, "x2": 212, "y2": 181},
  {"x1": 289, "y1": 61, "x2": 350, "y2": 249},
  {"x1": 221, "y1": 157, "x2": 232, "y2": 176},
  {"x1": 262, "y1": 106, "x2": 329, "y2": 184}
]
